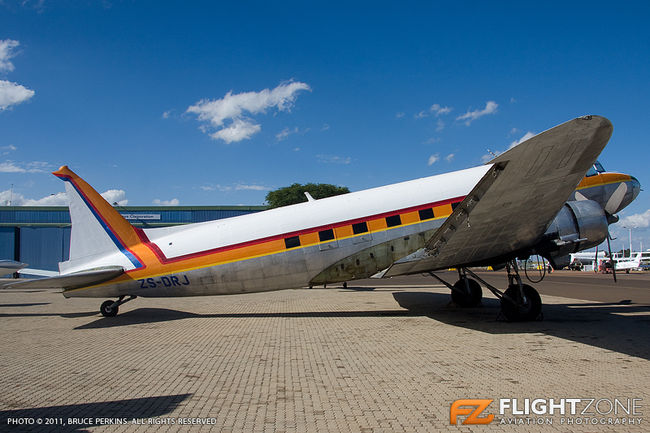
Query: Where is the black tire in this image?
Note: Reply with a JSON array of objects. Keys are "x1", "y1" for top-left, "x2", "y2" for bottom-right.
[
  {"x1": 100, "y1": 300, "x2": 118, "y2": 317},
  {"x1": 500, "y1": 284, "x2": 541, "y2": 321},
  {"x1": 451, "y1": 278, "x2": 482, "y2": 307}
]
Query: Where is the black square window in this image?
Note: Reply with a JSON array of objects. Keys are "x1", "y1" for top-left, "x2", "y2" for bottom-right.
[
  {"x1": 451, "y1": 202, "x2": 460, "y2": 211},
  {"x1": 318, "y1": 229, "x2": 335, "y2": 242},
  {"x1": 418, "y1": 208, "x2": 434, "y2": 221},
  {"x1": 352, "y1": 222, "x2": 368, "y2": 234},
  {"x1": 284, "y1": 236, "x2": 301, "y2": 249},
  {"x1": 385, "y1": 215, "x2": 401, "y2": 227}
]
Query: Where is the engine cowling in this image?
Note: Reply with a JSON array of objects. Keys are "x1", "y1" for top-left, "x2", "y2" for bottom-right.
[{"x1": 535, "y1": 200, "x2": 609, "y2": 262}]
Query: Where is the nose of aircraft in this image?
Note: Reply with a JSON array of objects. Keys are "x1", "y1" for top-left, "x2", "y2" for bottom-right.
[
  {"x1": 629, "y1": 176, "x2": 641, "y2": 201},
  {"x1": 613, "y1": 175, "x2": 642, "y2": 214}
]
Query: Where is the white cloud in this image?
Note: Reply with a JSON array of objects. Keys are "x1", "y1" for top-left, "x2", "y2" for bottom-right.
[
  {"x1": 430, "y1": 103, "x2": 451, "y2": 116},
  {"x1": 200, "y1": 183, "x2": 271, "y2": 192},
  {"x1": 416, "y1": 103, "x2": 452, "y2": 120},
  {"x1": 436, "y1": 118, "x2": 445, "y2": 132},
  {"x1": 0, "y1": 160, "x2": 49, "y2": 173},
  {"x1": 321, "y1": 123, "x2": 330, "y2": 131},
  {"x1": 1, "y1": 144, "x2": 17, "y2": 153},
  {"x1": 395, "y1": 112, "x2": 405, "y2": 119},
  {"x1": 153, "y1": 198, "x2": 180, "y2": 206},
  {"x1": 0, "y1": 40, "x2": 34, "y2": 111},
  {"x1": 187, "y1": 81, "x2": 311, "y2": 143},
  {"x1": 424, "y1": 137, "x2": 439, "y2": 144},
  {"x1": 0, "y1": 188, "x2": 127, "y2": 206},
  {"x1": 100, "y1": 189, "x2": 128, "y2": 206},
  {"x1": 0, "y1": 39, "x2": 19, "y2": 73},
  {"x1": 317, "y1": 154, "x2": 351, "y2": 165},
  {"x1": 0, "y1": 80, "x2": 34, "y2": 110},
  {"x1": 456, "y1": 101, "x2": 498, "y2": 125},
  {"x1": 276, "y1": 127, "x2": 292, "y2": 141},
  {"x1": 445, "y1": 153, "x2": 455, "y2": 162},
  {"x1": 235, "y1": 184, "x2": 271, "y2": 191},
  {"x1": 161, "y1": 110, "x2": 171, "y2": 119},
  {"x1": 200, "y1": 184, "x2": 231, "y2": 192},
  {"x1": 509, "y1": 131, "x2": 536, "y2": 149},
  {"x1": 619, "y1": 209, "x2": 650, "y2": 229},
  {"x1": 209, "y1": 118, "x2": 261, "y2": 143},
  {"x1": 427, "y1": 154, "x2": 439, "y2": 166},
  {"x1": 275, "y1": 126, "x2": 308, "y2": 141}
]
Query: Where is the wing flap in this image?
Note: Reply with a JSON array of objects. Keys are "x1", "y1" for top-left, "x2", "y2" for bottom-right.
[
  {"x1": 0, "y1": 266, "x2": 124, "y2": 291},
  {"x1": 384, "y1": 115, "x2": 613, "y2": 277}
]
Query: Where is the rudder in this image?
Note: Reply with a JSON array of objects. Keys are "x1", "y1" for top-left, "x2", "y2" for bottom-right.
[{"x1": 53, "y1": 166, "x2": 144, "y2": 274}]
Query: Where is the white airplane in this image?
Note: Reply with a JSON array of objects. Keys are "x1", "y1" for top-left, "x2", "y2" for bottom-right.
[
  {"x1": 612, "y1": 253, "x2": 643, "y2": 273},
  {"x1": 0, "y1": 115, "x2": 641, "y2": 321}
]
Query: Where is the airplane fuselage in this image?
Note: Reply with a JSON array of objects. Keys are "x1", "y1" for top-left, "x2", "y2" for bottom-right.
[{"x1": 63, "y1": 166, "x2": 491, "y2": 298}]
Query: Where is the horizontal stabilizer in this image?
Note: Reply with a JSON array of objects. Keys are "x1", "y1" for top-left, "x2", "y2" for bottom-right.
[
  {"x1": 19, "y1": 268, "x2": 59, "y2": 277},
  {"x1": 0, "y1": 266, "x2": 124, "y2": 291},
  {"x1": 0, "y1": 260, "x2": 27, "y2": 275}
]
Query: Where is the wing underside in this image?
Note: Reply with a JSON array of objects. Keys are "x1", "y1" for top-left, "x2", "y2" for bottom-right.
[{"x1": 384, "y1": 115, "x2": 613, "y2": 277}]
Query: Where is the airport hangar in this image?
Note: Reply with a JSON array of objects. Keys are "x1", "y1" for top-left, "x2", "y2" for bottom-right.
[{"x1": 0, "y1": 205, "x2": 267, "y2": 275}]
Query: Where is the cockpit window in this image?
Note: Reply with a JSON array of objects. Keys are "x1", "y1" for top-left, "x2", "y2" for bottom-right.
[
  {"x1": 586, "y1": 161, "x2": 606, "y2": 177},
  {"x1": 594, "y1": 161, "x2": 605, "y2": 173}
]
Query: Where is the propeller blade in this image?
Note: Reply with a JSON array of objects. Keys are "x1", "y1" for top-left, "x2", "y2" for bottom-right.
[
  {"x1": 606, "y1": 231, "x2": 617, "y2": 283},
  {"x1": 594, "y1": 245, "x2": 598, "y2": 273}
]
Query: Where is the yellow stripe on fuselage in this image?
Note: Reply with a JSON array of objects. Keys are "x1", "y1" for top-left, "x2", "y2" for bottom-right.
[
  {"x1": 576, "y1": 172, "x2": 631, "y2": 190},
  {"x1": 64, "y1": 201, "x2": 458, "y2": 293}
]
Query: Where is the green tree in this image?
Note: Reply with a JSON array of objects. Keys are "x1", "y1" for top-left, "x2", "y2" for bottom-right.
[{"x1": 265, "y1": 183, "x2": 350, "y2": 208}]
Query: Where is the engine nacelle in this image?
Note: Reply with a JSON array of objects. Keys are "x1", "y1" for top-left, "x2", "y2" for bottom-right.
[{"x1": 535, "y1": 200, "x2": 608, "y2": 261}]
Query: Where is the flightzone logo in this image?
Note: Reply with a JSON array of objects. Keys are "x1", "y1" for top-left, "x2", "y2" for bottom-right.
[{"x1": 450, "y1": 397, "x2": 643, "y2": 426}]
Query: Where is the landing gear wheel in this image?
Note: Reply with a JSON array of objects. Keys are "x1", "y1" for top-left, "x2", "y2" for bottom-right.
[
  {"x1": 451, "y1": 278, "x2": 482, "y2": 307},
  {"x1": 100, "y1": 300, "x2": 118, "y2": 317},
  {"x1": 500, "y1": 284, "x2": 541, "y2": 321}
]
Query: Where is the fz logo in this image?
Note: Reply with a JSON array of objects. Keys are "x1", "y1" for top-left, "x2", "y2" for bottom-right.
[{"x1": 450, "y1": 399, "x2": 494, "y2": 425}]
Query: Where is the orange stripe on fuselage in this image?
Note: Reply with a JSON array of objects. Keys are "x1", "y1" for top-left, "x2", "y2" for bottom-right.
[
  {"x1": 97, "y1": 196, "x2": 465, "y2": 286},
  {"x1": 576, "y1": 172, "x2": 631, "y2": 190}
]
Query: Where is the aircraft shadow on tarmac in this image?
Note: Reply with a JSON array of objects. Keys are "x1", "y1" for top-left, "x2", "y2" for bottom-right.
[
  {"x1": 0, "y1": 303, "x2": 50, "y2": 308},
  {"x1": 0, "y1": 310, "x2": 98, "y2": 319},
  {"x1": 392, "y1": 292, "x2": 650, "y2": 361},
  {"x1": 72, "y1": 292, "x2": 650, "y2": 361},
  {"x1": 0, "y1": 394, "x2": 191, "y2": 433}
]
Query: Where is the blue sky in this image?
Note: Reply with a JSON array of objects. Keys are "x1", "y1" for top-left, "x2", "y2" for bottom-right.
[{"x1": 1, "y1": 1, "x2": 649, "y2": 250}]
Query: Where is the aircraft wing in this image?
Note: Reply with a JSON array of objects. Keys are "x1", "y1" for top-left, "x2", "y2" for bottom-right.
[
  {"x1": 383, "y1": 115, "x2": 612, "y2": 277},
  {"x1": 0, "y1": 266, "x2": 124, "y2": 291}
]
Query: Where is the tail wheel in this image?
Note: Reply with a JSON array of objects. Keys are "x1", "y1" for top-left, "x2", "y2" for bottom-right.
[
  {"x1": 451, "y1": 278, "x2": 482, "y2": 307},
  {"x1": 500, "y1": 284, "x2": 541, "y2": 321},
  {"x1": 100, "y1": 300, "x2": 118, "y2": 317}
]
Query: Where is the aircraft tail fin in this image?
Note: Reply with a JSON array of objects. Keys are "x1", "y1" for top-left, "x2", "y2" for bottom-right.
[{"x1": 53, "y1": 166, "x2": 145, "y2": 274}]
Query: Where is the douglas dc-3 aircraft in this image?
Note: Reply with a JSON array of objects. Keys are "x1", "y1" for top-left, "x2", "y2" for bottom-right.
[{"x1": 0, "y1": 115, "x2": 641, "y2": 321}]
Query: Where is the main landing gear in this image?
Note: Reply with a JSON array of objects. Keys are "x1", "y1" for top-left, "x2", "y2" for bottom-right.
[
  {"x1": 429, "y1": 269, "x2": 482, "y2": 307},
  {"x1": 429, "y1": 260, "x2": 542, "y2": 321},
  {"x1": 100, "y1": 295, "x2": 137, "y2": 317}
]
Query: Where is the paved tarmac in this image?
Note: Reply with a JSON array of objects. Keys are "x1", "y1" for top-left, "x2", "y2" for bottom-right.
[{"x1": 0, "y1": 271, "x2": 648, "y2": 432}]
